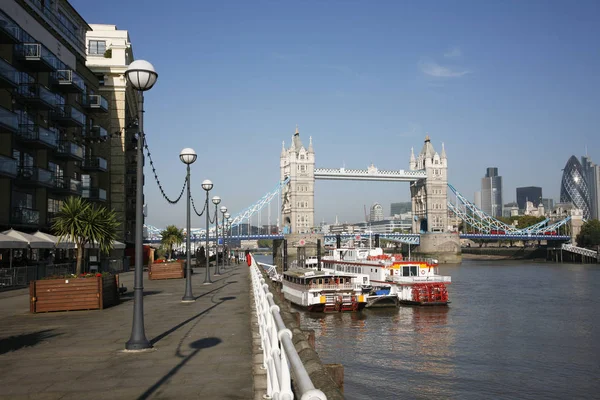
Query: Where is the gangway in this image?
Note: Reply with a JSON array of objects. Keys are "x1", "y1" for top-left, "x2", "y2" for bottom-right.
[{"x1": 561, "y1": 243, "x2": 598, "y2": 259}]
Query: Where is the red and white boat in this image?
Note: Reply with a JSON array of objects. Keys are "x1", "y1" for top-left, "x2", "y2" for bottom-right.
[{"x1": 321, "y1": 248, "x2": 451, "y2": 306}]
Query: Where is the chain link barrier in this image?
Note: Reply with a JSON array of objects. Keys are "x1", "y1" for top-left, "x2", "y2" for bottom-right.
[{"x1": 144, "y1": 137, "x2": 187, "y2": 204}]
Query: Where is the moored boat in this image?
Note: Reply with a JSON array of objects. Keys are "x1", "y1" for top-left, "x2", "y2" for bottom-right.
[{"x1": 281, "y1": 268, "x2": 367, "y2": 312}]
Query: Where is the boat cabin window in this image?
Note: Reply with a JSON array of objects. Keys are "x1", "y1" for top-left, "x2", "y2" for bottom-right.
[{"x1": 402, "y1": 266, "x2": 418, "y2": 276}]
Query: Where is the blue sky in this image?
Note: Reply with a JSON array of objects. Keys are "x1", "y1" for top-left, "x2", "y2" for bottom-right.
[{"x1": 73, "y1": 0, "x2": 600, "y2": 229}]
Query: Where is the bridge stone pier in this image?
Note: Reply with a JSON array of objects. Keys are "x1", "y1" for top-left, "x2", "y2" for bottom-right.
[{"x1": 279, "y1": 128, "x2": 461, "y2": 263}]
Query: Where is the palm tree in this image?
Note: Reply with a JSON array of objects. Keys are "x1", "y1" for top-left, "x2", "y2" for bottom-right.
[
  {"x1": 51, "y1": 197, "x2": 119, "y2": 275},
  {"x1": 160, "y1": 225, "x2": 184, "y2": 259}
]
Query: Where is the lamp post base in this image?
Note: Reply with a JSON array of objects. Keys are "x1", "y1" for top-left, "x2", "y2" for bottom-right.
[
  {"x1": 125, "y1": 339, "x2": 152, "y2": 351},
  {"x1": 181, "y1": 298, "x2": 195, "y2": 303}
]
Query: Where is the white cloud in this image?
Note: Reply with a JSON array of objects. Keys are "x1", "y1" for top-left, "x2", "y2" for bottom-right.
[
  {"x1": 444, "y1": 47, "x2": 462, "y2": 58},
  {"x1": 419, "y1": 62, "x2": 471, "y2": 78}
]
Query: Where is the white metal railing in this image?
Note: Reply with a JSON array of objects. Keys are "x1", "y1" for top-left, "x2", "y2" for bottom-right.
[
  {"x1": 386, "y1": 275, "x2": 451, "y2": 283},
  {"x1": 251, "y1": 257, "x2": 327, "y2": 400},
  {"x1": 561, "y1": 243, "x2": 598, "y2": 258},
  {"x1": 257, "y1": 261, "x2": 281, "y2": 282}
]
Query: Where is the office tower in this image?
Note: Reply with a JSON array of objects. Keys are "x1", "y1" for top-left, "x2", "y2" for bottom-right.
[
  {"x1": 481, "y1": 167, "x2": 503, "y2": 217},
  {"x1": 390, "y1": 201, "x2": 411, "y2": 216},
  {"x1": 581, "y1": 156, "x2": 600, "y2": 219},
  {"x1": 370, "y1": 203, "x2": 384, "y2": 222},
  {"x1": 541, "y1": 198, "x2": 554, "y2": 212},
  {"x1": 0, "y1": 2, "x2": 110, "y2": 232},
  {"x1": 516, "y1": 187, "x2": 542, "y2": 211},
  {"x1": 560, "y1": 156, "x2": 591, "y2": 220},
  {"x1": 474, "y1": 191, "x2": 482, "y2": 209}
]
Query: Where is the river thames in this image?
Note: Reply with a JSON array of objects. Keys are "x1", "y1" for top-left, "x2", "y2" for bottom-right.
[{"x1": 255, "y1": 256, "x2": 600, "y2": 399}]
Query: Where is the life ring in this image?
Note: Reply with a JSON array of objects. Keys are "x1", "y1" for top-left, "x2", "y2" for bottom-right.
[{"x1": 420, "y1": 269, "x2": 425, "y2": 275}]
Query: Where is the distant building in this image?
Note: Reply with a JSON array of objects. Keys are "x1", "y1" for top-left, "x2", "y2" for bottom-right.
[
  {"x1": 581, "y1": 156, "x2": 600, "y2": 219},
  {"x1": 541, "y1": 198, "x2": 554, "y2": 211},
  {"x1": 560, "y1": 156, "x2": 591, "y2": 220},
  {"x1": 370, "y1": 203, "x2": 384, "y2": 222},
  {"x1": 481, "y1": 167, "x2": 503, "y2": 217},
  {"x1": 361, "y1": 218, "x2": 411, "y2": 234},
  {"x1": 474, "y1": 191, "x2": 482, "y2": 209},
  {"x1": 503, "y1": 202, "x2": 519, "y2": 218},
  {"x1": 516, "y1": 187, "x2": 542, "y2": 211},
  {"x1": 390, "y1": 202, "x2": 411, "y2": 217}
]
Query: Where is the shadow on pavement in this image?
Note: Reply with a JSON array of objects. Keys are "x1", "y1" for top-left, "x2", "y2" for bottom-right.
[
  {"x1": 150, "y1": 296, "x2": 236, "y2": 346},
  {"x1": 138, "y1": 337, "x2": 222, "y2": 400},
  {"x1": 0, "y1": 329, "x2": 61, "y2": 355},
  {"x1": 120, "y1": 291, "x2": 163, "y2": 303}
]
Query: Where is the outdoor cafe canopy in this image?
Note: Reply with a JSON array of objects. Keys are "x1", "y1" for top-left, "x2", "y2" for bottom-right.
[
  {"x1": 33, "y1": 231, "x2": 76, "y2": 249},
  {"x1": 2, "y1": 229, "x2": 54, "y2": 249},
  {"x1": 0, "y1": 233, "x2": 28, "y2": 249}
]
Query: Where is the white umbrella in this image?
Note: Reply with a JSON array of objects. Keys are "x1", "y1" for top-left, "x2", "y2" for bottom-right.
[
  {"x1": 33, "y1": 231, "x2": 76, "y2": 249},
  {"x1": 0, "y1": 233, "x2": 29, "y2": 249},
  {"x1": 2, "y1": 229, "x2": 55, "y2": 249},
  {"x1": 85, "y1": 240, "x2": 126, "y2": 250}
]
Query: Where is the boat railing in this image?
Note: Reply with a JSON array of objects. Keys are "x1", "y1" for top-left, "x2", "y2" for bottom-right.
[
  {"x1": 309, "y1": 283, "x2": 355, "y2": 291},
  {"x1": 386, "y1": 275, "x2": 451, "y2": 283},
  {"x1": 250, "y1": 256, "x2": 327, "y2": 400}
]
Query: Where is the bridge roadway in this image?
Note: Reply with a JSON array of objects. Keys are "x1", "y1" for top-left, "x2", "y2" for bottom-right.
[
  {"x1": 0, "y1": 263, "x2": 261, "y2": 399},
  {"x1": 144, "y1": 233, "x2": 571, "y2": 245}
]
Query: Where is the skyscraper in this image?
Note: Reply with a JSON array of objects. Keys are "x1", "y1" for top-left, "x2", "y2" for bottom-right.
[
  {"x1": 516, "y1": 187, "x2": 542, "y2": 211},
  {"x1": 370, "y1": 203, "x2": 384, "y2": 222},
  {"x1": 390, "y1": 202, "x2": 411, "y2": 216},
  {"x1": 560, "y1": 156, "x2": 591, "y2": 220},
  {"x1": 481, "y1": 167, "x2": 503, "y2": 217},
  {"x1": 581, "y1": 156, "x2": 600, "y2": 219}
]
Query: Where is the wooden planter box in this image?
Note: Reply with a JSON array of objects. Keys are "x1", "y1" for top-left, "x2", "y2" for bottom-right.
[
  {"x1": 30, "y1": 275, "x2": 119, "y2": 313},
  {"x1": 148, "y1": 260, "x2": 185, "y2": 280}
]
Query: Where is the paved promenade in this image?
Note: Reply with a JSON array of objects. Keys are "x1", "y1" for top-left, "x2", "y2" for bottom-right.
[{"x1": 0, "y1": 264, "x2": 255, "y2": 399}]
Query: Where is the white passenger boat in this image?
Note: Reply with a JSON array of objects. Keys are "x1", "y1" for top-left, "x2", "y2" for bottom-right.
[
  {"x1": 321, "y1": 248, "x2": 451, "y2": 306},
  {"x1": 281, "y1": 268, "x2": 368, "y2": 312}
]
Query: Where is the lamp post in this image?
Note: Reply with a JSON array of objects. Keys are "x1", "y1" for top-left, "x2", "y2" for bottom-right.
[
  {"x1": 180, "y1": 148, "x2": 197, "y2": 302},
  {"x1": 228, "y1": 217, "x2": 233, "y2": 264},
  {"x1": 125, "y1": 60, "x2": 158, "y2": 351},
  {"x1": 220, "y1": 207, "x2": 227, "y2": 272},
  {"x1": 202, "y1": 179, "x2": 213, "y2": 284},
  {"x1": 224, "y1": 212, "x2": 230, "y2": 266},
  {"x1": 212, "y1": 196, "x2": 221, "y2": 276}
]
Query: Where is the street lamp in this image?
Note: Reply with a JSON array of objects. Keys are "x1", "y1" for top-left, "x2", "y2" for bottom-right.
[
  {"x1": 220, "y1": 206, "x2": 227, "y2": 272},
  {"x1": 212, "y1": 196, "x2": 221, "y2": 276},
  {"x1": 202, "y1": 179, "x2": 213, "y2": 284},
  {"x1": 224, "y1": 212, "x2": 230, "y2": 266},
  {"x1": 180, "y1": 148, "x2": 197, "y2": 302},
  {"x1": 125, "y1": 59, "x2": 158, "y2": 351}
]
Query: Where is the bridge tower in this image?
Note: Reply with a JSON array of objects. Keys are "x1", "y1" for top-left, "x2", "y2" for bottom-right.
[
  {"x1": 410, "y1": 135, "x2": 448, "y2": 233},
  {"x1": 280, "y1": 127, "x2": 315, "y2": 234}
]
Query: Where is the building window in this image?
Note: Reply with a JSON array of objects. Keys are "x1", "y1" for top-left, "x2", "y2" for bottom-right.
[{"x1": 88, "y1": 40, "x2": 106, "y2": 55}]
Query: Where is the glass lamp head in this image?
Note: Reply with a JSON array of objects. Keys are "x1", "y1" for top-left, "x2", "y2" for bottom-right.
[
  {"x1": 179, "y1": 148, "x2": 197, "y2": 165},
  {"x1": 125, "y1": 60, "x2": 158, "y2": 91},
  {"x1": 202, "y1": 179, "x2": 213, "y2": 191},
  {"x1": 212, "y1": 196, "x2": 221, "y2": 205}
]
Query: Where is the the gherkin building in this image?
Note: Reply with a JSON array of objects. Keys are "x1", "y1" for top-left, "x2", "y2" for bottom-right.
[{"x1": 560, "y1": 155, "x2": 591, "y2": 219}]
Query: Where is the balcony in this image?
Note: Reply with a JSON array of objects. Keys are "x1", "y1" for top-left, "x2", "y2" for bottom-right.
[
  {"x1": 82, "y1": 156, "x2": 108, "y2": 172},
  {"x1": 0, "y1": 106, "x2": 19, "y2": 133},
  {"x1": 29, "y1": 0, "x2": 86, "y2": 55},
  {"x1": 56, "y1": 140, "x2": 84, "y2": 161},
  {"x1": 51, "y1": 176, "x2": 81, "y2": 195},
  {"x1": 52, "y1": 69, "x2": 85, "y2": 93},
  {"x1": 0, "y1": 155, "x2": 17, "y2": 178},
  {"x1": 82, "y1": 187, "x2": 107, "y2": 202},
  {"x1": 17, "y1": 83, "x2": 56, "y2": 110},
  {"x1": 11, "y1": 207, "x2": 40, "y2": 226},
  {"x1": 15, "y1": 43, "x2": 57, "y2": 72},
  {"x1": 15, "y1": 166, "x2": 55, "y2": 188},
  {"x1": 17, "y1": 124, "x2": 59, "y2": 149},
  {"x1": 0, "y1": 10, "x2": 21, "y2": 44},
  {"x1": 0, "y1": 58, "x2": 19, "y2": 89},
  {"x1": 47, "y1": 211, "x2": 58, "y2": 226},
  {"x1": 83, "y1": 94, "x2": 109, "y2": 113},
  {"x1": 86, "y1": 125, "x2": 108, "y2": 141},
  {"x1": 51, "y1": 104, "x2": 85, "y2": 127}
]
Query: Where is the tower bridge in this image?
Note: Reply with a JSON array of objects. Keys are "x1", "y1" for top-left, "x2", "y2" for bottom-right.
[{"x1": 145, "y1": 127, "x2": 578, "y2": 255}]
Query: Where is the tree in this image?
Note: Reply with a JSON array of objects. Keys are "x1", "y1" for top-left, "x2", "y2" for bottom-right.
[
  {"x1": 257, "y1": 239, "x2": 273, "y2": 249},
  {"x1": 160, "y1": 225, "x2": 184, "y2": 259},
  {"x1": 576, "y1": 219, "x2": 600, "y2": 248},
  {"x1": 52, "y1": 197, "x2": 118, "y2": 275}
]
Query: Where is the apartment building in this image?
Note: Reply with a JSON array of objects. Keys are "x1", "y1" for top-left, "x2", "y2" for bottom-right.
[
  {"x1": 0, "y1": 1, "x2": 110, "y2": 232},
  {"x1": 86, "y1": 24, "x2": 139, "y2": 244}
]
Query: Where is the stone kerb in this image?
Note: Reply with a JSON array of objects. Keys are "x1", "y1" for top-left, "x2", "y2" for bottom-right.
[{"x1": 257, "y1": 267, "x2": 344, "y2": 400}]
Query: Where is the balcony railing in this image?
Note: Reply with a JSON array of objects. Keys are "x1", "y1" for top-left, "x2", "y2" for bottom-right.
[
  {"x1": 56, "y1": 140, "x2": 84, "y2": 160},
  {"x1": 17, "y1": 83, "x2": 56, "y2": 109},
  {"x1": 87, "y1": 125, "x2": 108, "y2": 140},
  {"x1": 53, "y1": 176, "x2": 81, "y2": 195},
  {"x1": 47, "y1": 211, "x2": 58, "y2": 226},
  {"x1": 52, "y1": 69, "x2": 85, "y2": 93},
  {"x1": 82, "y1": 187, "x2": 107, "y2": 202},
  {"x1": 0, "y1": 106, "x2": 19, "y2": 133},
  {"x1": 51, "y1": 104, "x2": 85, "y2": 127},
  {"x1": 84, "y1": 94, "x2": 109, "y2": 112},
  {"x1": 29, "y1": 0, "x2": 86, "y2": 54},
  {"x1": 0, "y1": 58, "x2": 19, "y2": 88},
  {"x1": 15, "y1": 43, "x2": 57, "y2": 71},
  {"x1": 11, "y1": 207, "x2": 40, "y2": 226},
  {"x1": 82, "y1": 156, "x2": 108, "y2": 171},
  {"x1": 17, "y1": 124, "x2": 59, "y2": 149},
  {"x1": 0, "y1": 155, "x2": 17, "y2": 177},
  {"x1": 16, "y1": 166, "x2": 55, "y2": 187},
  {"x1": 0, "y1": 10, "x2": 22, "y2": 43}
]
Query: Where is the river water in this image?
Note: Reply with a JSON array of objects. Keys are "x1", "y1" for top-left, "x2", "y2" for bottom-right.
[{"x1": 254, "y1": 256, "x2": 600, "y2": 399}]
